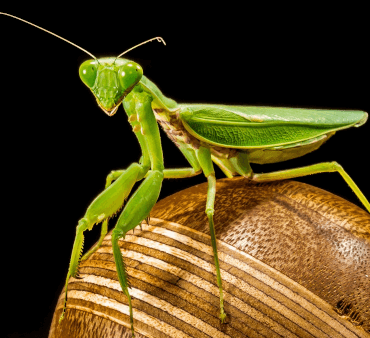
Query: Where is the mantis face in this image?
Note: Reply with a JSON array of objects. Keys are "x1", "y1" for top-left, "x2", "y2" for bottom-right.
[{"x1": 79, "y1": 57, "x2": 143, "y2": 116}]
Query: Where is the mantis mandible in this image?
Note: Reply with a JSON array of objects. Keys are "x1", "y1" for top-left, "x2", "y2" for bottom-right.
[{"x1": 2, "y1": 13, "x2": 369, "y2": 338}]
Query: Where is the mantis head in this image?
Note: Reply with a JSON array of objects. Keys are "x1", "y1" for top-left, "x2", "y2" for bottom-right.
[{"x1": 79, "y1": 58, "x2": 143, "y2": 116}]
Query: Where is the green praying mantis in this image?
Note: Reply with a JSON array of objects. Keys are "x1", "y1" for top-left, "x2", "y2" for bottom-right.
[{"x1": 2, "y1": 12, "x2": 369, "y2": 338}]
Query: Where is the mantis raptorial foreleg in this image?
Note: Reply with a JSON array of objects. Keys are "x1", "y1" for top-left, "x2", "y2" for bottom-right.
[
  {"x1": 61, "y1": 90, "x2": 157, "y2": 328},
  {"x1": 81, "y1": 166, "x2": 202, "y2": 263},
  {"x1": 252, "y1": 161, "x2": 370, "y2": 213},
  {"x1": 60, "y1": 162, "x2": 148, "y2": 321},
  {"x1": 80, "y1": 168, "x2": 139, "y2": 261},
  {"x1": 196, "y1": 146, "x2": 226, "y2": 322},
  {"x1": 80, "y1": 170, "x2": 126, "y2": 262}
]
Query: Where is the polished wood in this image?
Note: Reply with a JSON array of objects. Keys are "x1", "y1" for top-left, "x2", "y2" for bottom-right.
[{"x1": 49, "y1": 178, "x2": 370, "y2": 337}]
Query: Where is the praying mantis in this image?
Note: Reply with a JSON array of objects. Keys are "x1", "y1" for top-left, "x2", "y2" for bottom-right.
[{"x1": 2, "y1": 12, "x2": 369, "y2": 338}]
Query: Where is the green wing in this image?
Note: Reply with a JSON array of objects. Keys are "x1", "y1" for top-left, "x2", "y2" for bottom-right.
[{"x1": 179, "y1": 104, "x2": 367, "y2": 148}]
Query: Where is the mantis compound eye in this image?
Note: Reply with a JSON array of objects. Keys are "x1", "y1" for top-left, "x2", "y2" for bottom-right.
[
  {"x1": 118, "y1": 61, "x2": 143, "y2": 91},
  {"x1": 79, "y1": 60, "x2": 98, "y2": 88}
]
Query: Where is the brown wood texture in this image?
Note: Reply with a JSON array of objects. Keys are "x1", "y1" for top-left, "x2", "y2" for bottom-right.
[{"x1": 49, "y1": 178, "x2": 370, "y2": 338}]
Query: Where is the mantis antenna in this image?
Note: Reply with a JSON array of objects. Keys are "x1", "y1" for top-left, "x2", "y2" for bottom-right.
[
  {"x1": 115, "y1": 37, "x2": 166, "y2": 59},
  {"x1": 0, "y1": 12, "x2": 97, "y2": 60},
  {"x1": 1, "y1": 13, "x2": 166, "y2": 64}
]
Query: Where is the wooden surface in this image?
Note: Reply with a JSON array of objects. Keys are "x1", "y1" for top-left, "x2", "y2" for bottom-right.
[{"x1": 49, "y1": 178, "x2": 370, "y2": 337}]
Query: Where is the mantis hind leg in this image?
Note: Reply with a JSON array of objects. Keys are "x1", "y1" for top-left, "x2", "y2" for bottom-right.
[
  {"x1": 111, "y1": 170, "x2": 164, "y2": 337},
  {"x1": 252, "y1": 161, "x2": 370, "y2": 213},
  {"x1": 197, "y1": 146, "x2": 226, "y2": 322},
  {"x1": 59, "y1": 162, "x2": 147, "y2": 323}
]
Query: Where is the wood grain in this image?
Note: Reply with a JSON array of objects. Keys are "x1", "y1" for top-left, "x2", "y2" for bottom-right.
[{"x1": 49, "y1": 178, "x2": 370, "y2": 337}]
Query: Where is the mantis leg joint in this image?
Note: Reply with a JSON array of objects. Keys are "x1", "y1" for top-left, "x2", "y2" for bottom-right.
[
  {"x1": 112, "y1": 228, "x2": 125, "y2": 240},
  {"x1": 106, "y1": 170, "x2": 124, "y2": 187},
  {"x1": 77, "y1": 218, "x2": 89, "y2": 232},
  {"x1": 330, "y1": 161, "x2": 342, "y2": 170},
  {"x1": 206, "y1": 207, "x2": 214, "y2": 217}
]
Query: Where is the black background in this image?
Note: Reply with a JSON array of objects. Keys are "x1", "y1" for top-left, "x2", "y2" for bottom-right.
[{"x1": 1, "y1": 4, "x2": 369, "y2": 338}]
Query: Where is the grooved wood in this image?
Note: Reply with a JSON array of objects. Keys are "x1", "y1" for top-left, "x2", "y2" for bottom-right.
[{"x1": 49, "y1": 179, "x2": 370, "y2": 337}]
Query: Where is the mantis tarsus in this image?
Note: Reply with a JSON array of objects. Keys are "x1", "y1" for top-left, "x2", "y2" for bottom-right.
[{"x1": 2, "y1": 13, "x2": 369, "y2": 338}]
